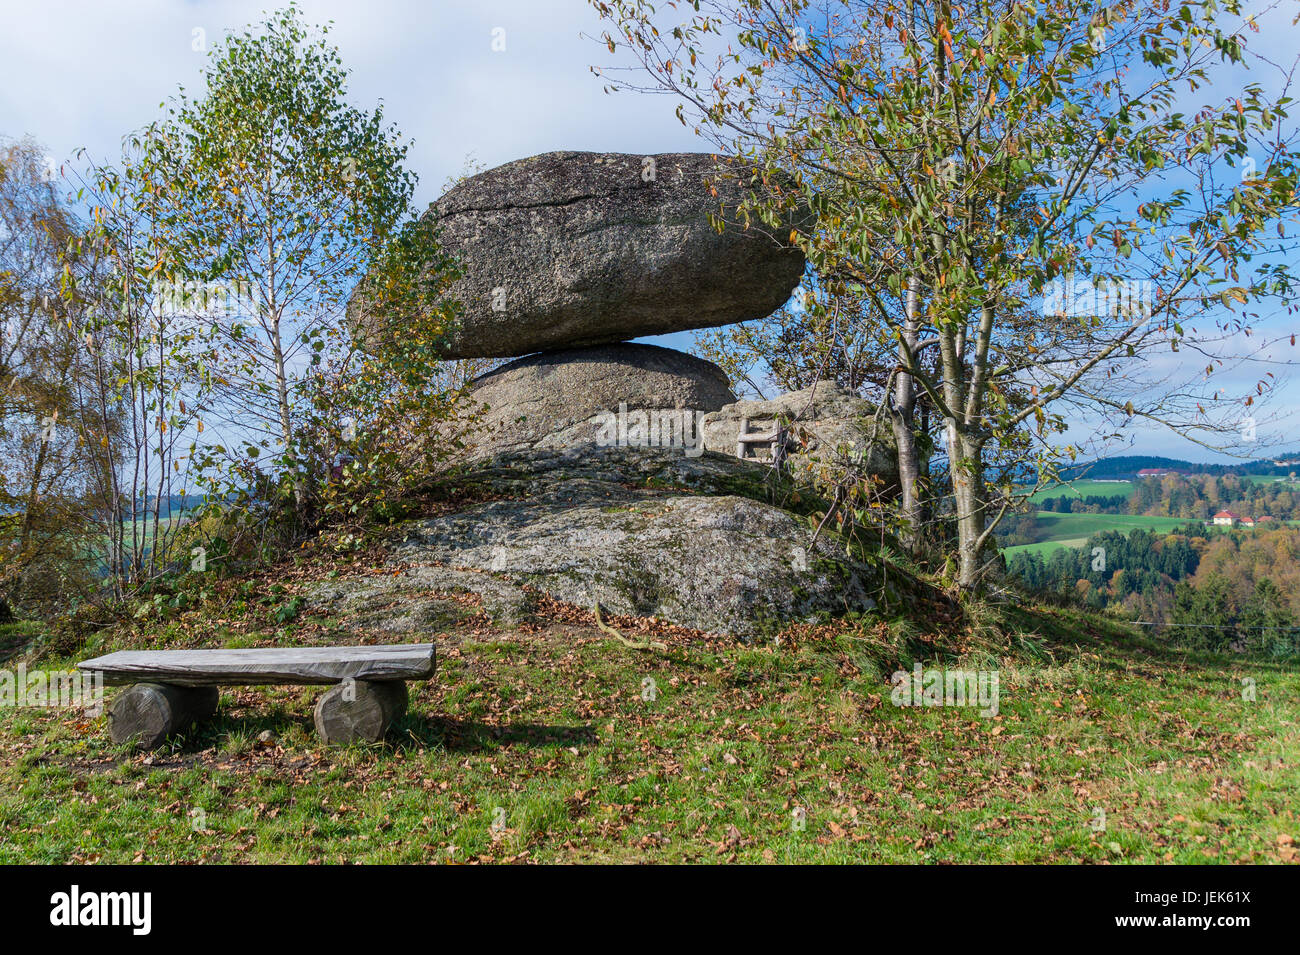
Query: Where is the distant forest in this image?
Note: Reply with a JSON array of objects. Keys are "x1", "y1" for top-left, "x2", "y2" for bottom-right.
[
  {"x1": 1029, "y1": 473, "x2": 1300, "y2": 522},
  {"x1": 1061, "y1": 455, "x2": 1300, "y2": 480},
  {"x1": 1004, "y1": 464, "x2": 1300, "y2": 655},
  {"x1": 1006, "y1": 523, "x2": 1300, "y2": 656}
]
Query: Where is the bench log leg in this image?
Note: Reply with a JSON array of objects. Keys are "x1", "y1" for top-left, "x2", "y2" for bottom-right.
[
  {"x1": 313, "y1": 679, "x2": 407, "y2": 745},
  {"x1": 109, "y1": 683, "x2": 219, "y2": 749}
]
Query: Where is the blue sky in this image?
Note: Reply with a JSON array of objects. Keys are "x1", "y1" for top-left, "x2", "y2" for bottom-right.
[{"x1": 2, "y1": 0, "x2": 1296, "y2": 464}]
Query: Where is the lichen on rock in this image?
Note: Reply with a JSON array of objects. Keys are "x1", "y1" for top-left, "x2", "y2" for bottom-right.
[{"x1": 370, "y1": 446, "x2": 891, "y2": 639}]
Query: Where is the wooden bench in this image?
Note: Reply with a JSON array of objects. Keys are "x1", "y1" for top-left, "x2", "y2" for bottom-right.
[{"x1": 76, "y1": 644, "x2": 436, "y2": 749}]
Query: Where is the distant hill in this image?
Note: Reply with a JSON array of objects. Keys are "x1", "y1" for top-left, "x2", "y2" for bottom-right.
[
  {"x1": 1061, "y1": 456, "x2": 1192, "y2": 479},
  {"x1": 1061, "y1": 455, "x2": 1299, "y2": 480},
  {"x1": 117, "y1": 493, "x2": 214, "y2": 519}
]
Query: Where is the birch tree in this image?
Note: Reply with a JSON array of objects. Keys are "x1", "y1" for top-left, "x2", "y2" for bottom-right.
[{"x1": 149, "y1": 5, "x2": 419, "y2": 522}]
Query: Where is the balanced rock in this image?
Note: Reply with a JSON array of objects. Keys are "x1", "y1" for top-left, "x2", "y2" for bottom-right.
[
  {"x1": 465, "y1": 343, "x2": 734, "y2": 458},
  {"x1": 358, "y1": 151, "x2": 809, "y2": 359}
]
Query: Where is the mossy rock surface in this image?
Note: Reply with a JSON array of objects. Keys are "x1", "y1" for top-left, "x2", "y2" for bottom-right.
[{"x1": 365, "y1": 446, "x2": 912, "y2": 639}]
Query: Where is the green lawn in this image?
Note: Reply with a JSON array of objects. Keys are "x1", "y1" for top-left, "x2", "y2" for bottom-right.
[{"x1": 0, "y1": 585, "x2": 1295, "y2": 864}]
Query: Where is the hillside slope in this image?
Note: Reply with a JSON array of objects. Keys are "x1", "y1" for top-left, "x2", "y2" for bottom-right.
[
  {"x1": 1, "y1": 584, "x2": 1294, "y2": 862},
  {"x1": 0, "y1": 448, "x2": 1294, "y2": 863}
]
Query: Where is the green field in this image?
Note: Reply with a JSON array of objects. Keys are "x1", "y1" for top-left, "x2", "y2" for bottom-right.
[
  {"x1": 1003, "y1": 512, "x2": 1194, "y2": 559},
  {"x1": 1027, "y1": 479, "x2": 1133, "y2": 503},
  {"x1": 1239, "y1": 474, "x2": 1300, "y2": 486}
]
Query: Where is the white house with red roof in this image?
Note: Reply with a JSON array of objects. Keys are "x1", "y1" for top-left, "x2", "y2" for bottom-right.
[{"x1": 1211, "y1": 510, "x2": 1260, "y2": 527}]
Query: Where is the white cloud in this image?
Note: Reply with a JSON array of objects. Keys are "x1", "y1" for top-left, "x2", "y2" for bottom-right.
[{"x1": 0, "y1": 0, "x2": 700, "y2": 206}]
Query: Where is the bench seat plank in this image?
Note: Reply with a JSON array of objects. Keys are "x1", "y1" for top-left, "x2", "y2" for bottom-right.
[{"x1": 78, "y1": 644, "x2": 436, "y2": 687}]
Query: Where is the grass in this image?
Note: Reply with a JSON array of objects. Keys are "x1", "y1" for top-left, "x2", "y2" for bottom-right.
[
  {"x1": 1028, "y1": 480, "x2": 1133, "y2": 503},
  {"x1": 0, "y1": 588, "x2": 1296, "y2": 864},
  {"x1": 1002, "y1": 536, "x2": 1091, "y2": 558},
  {"x1": 1002, "y1": 512, "x2": 1195, "y2": 560},
  {"x1": 1031, "y1": 512, "x2": 1192, "y2": 539},
  {"x1": 1238, "y1": 474, "x2": 1300, "y2": 486}
]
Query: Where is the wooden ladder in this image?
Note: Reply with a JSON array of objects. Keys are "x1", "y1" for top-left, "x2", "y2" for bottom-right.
[{"x1": 735, "y1": 417, "x2": 789, "y2": 468}]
